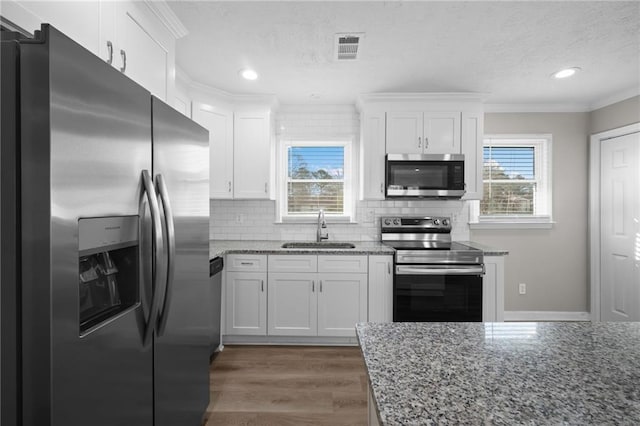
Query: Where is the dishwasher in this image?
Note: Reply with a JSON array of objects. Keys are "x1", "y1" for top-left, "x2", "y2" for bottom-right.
[{"x1": 209, "y1": 256, "x2": 224, "y2": 356}]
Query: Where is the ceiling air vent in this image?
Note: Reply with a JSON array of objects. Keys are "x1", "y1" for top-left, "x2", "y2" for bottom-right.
[{"x1": 334, "y1": 33, "x2": 364, "y2": 61}]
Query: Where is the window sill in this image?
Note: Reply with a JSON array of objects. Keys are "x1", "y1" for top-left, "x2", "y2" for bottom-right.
[{"x1": 469, "y1": 217, "x2": 554, "y2": 230}]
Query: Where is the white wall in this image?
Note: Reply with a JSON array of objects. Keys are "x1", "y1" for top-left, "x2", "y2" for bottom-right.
[{"x1": 471, "y1": 112, "x2": 590, "y2": 313}]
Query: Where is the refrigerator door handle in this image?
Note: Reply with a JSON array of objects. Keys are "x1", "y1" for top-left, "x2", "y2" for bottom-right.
[
  {"x1": 141, "y1": 170, "x2": 165, "y2": 346},
  {"x1": 155, "y1": 174, "x2": 176, "y2": 337}
]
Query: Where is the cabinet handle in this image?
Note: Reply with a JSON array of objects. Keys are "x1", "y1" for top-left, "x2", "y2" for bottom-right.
[
  {"x1": 312, "y1": 280, "x2": 315, "y2": 292},
  {"x1": 228, "y1": 181, "x2": 232, "y2": 192},
  {"x1": 106, "y1": 41, "x2": 113, "y2": 65},
  {"x1": 261, "y1": 280, "x2": 264, "y2": 292},
  {"x1": 120, "y1": 49, "x2": 127, "y2": 73},
  {"x1": 240, "y1": 262, "x2": 254, "y2": 265},
  {"x1": 425, "y1": 137, "x2": 429, "y2": 149},
  {"x1": 380, "y1": 183, "x2": 384, "y2": 194},
  {"x1": 388, "y1": 262, "x2": 391, "y2": 274},
  {"x1": 264, "y1": 182, "x2": 268, "y2": 193},
  {"x1": 418, "y1": 136, "x2": 421, "y2": 148},
  {"x1": 320, "y1": 280, "x2": 323, "y2": 292}
]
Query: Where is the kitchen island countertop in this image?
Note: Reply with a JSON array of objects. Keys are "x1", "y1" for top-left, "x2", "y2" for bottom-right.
[{"x1": 357, "y1": 322, "x2": 640, "y2": 425}]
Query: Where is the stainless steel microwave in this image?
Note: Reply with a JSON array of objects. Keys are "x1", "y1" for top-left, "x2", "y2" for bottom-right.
[{"x1": 385, "y1": 154, "x2": 465, "y2": 198}]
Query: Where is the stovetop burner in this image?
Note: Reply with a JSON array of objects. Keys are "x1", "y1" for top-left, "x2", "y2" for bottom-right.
[{"x1": 380, "y1": 216, "x2": 483, "y2": 264}]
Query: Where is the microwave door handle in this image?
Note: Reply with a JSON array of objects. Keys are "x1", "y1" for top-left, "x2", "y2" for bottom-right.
[{"x1": 141, "y1": 170, "x2": 166, "y2": 346}]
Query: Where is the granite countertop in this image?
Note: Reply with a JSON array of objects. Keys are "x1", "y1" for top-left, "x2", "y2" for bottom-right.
[
  {"x1": 210, "y1": 240, "x2": 507, "y2": 260},
  {"x1": 356, "y1": 322, "x2": 640, "y2": 425},
  {"x1": 209, "y1": 239, "x2": 395, "y2": 259}
]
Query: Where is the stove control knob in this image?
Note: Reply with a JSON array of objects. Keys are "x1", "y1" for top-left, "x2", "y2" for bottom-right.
[
  {"x1": 384, "y1": 219, "x2": 392, "y2": 225},
  {"x1": 442, "y1": 219, "x2": 449, "y2": 226},
  {"x1": 433, "y1": 219, "x2": 440, "y2": 226},
  {"x1": 393, "y1": 218, "x2": 401, "y2": 226}
]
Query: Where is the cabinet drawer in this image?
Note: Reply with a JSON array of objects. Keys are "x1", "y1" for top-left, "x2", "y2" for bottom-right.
[
  {"x1": 318, "y1": 255, "x2": 368, "y2": 273},
  {"x1": 226, "y1": 254, "x2": 267, "y2": 272},
  {"x1": 268, "y1": 255, "x2": 318, "y2": 273}
]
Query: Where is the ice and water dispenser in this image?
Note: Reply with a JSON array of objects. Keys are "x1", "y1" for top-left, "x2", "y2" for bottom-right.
[{"x1": 78, "y1": 216, "x2": 139, "y2": 335}]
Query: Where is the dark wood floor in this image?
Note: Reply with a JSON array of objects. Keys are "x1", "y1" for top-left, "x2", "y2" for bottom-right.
[{"x1": 204, "y1": 345, "x2": 368, "y2": 426}]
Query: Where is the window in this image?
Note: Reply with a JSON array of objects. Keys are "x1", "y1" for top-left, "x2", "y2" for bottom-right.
[
  {"x1": 278, "y1": 140, "x2": 353, "y2": 221},
  {"x1": 471, "y1": 135, "x2": 552, "y2": 229}
]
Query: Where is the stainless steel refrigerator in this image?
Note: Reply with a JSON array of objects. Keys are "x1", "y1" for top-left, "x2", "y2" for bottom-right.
[{"x1": 1, "y1": 24, "x2": 210, "y2": 426}]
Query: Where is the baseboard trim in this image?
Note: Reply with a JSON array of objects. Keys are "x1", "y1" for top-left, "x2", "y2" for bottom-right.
[{"x1": 504, "y1": 311, "x2": 591, "y2": 322}]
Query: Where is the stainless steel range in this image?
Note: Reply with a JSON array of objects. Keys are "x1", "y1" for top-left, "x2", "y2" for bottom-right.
[{"x1": 381, "y1": 216, "x2": 484, "y2": 322}]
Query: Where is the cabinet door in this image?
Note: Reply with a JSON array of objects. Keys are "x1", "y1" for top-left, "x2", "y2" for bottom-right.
[
  {"x1": 4, "y1": 1, "x2": 101, "y2": 55},
  {"x1": 386, "y1": 111, "x2": 423, "y2": 154},
  {"x1": 317, "y1": 273, "x2": 367, "y2": 337},
  {"x1": 225, "y1": 271, "x2": 267, "y2": 335},
  {"x1": 367, "y1": 256, "x2": 393, "y2": 323},
  {"x1": 192, "y1": 103, "x2": 234, "y2": 199},
  {"x1": 461, "y1": 111, "x2": 484, "y2": 200},
  {"x1": 360, "y1": 112, "x2": 386, "y2": 200},
  {"x1": 115, "y1": 1, "x2": 170, "y2": 101},
  {"x1": 233, "y1": 112, "x2": 271, "y2": 199},
  {"x1": 267, "y1": 273, "x2": 317, "y2": 336},
  {"x1": 423, "y1": 112, "x2": 461, "y2": 154}
]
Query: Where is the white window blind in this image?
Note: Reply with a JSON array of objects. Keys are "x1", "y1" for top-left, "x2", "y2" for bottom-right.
[
  {"x1": 479, "y1": 135, "x2": 552, "y2": 222},
  {"x1": 279, "y1": 140, "x2": 353, "y2": 220}
]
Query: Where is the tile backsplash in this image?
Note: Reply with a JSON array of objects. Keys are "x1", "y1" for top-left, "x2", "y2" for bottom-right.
[{"x1": 210, "y1": 199, "x2": 470, "y2": 242}]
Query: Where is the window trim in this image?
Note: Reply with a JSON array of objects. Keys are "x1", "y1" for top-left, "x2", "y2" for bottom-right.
[
  {"x1": 276, "y1": 139, "x2": 354, "y2": 223},
  {"x1": 470, "y1": 134, "x2": 553, "y2": 229}
]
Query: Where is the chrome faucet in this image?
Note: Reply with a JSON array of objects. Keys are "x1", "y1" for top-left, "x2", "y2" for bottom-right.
[{"x1": 317, "y1": 209, "x2": 329, "y2": 242}]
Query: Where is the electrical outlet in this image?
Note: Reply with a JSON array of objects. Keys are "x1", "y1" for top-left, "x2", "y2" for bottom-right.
[
  {"x1": 518, "y1": 283, "x2": 526, "y2": 295},
  {"x1": 365, "y1": 209, "x2": 375, "y2": 223},
  {"x1": 235, "y1": 214, "x2": 244, "y2": 224}
]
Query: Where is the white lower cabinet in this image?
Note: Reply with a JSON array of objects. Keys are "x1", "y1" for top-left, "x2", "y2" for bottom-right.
[
  {"x1": 367, "y1": 255, "x2": 394, "y2": 323},
  {"x1": 225, "y1": 255, "x2": 267, "y2": 336},
  {"x1": 268, "y1": 273, "x2": 317, "y2": 336},
  {"x1": 317, "y1": 273, "x2": 367, "y2": 337},
  {"x1": 267, "y1": 255, "x2": 368, "y2": 338}
]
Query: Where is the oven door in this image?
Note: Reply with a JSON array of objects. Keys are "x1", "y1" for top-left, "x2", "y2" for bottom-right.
[{"x1": 393, "y1": 264, "x2": 483, "y2": 322}]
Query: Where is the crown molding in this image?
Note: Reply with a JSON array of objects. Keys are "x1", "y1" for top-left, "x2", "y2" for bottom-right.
[
  {"x1": 589, "y1": 86, "x2": 640, "y2": 111},
  {"x1": 484, "y1": 103, "x2": 590, "y2": 113},
  {"x1": 189, "y1": 80, "x2": 279, "y2": 110},
  {"x1": 143, "y1": 0, "x2": 188, "y2": 39}
]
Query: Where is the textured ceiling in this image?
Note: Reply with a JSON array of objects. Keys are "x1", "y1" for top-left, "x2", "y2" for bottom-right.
[{"x1": 169, "y1": 1, "x2": 640, "y2": 107}]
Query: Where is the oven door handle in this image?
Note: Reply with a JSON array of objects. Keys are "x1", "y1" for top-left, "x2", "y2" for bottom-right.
[{"x1": 395, "y1": 265, "x2": 485, "y2": 276}]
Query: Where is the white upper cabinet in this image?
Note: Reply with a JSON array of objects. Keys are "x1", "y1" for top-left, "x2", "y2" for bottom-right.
[
  {"x1": 386, "y1": 111, "x2": 461, "y2": 154},
  {"x1": 233, "y1": 110, "x2": 272, "y2": 199},
  {"x1": 359, "y1": 112, "x2": 386, "y2": 200},
  {"x1": 4, "y1": 0, "x2": 177, "y2": 102},
  {"x1": 192, "y1": 103, "x2": 234, "y2": 199},
  {"x1": 2, "y1": 1, "x2": 101, "y2": 54},
  {"x1": 357, "y1": 94, "x2": 484, "y2": 200},
  {"x1": 101, "y1": 1, "x2": 174, "y2": 101}
]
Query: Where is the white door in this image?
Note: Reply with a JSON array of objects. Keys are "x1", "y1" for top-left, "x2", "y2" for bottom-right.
[
  {"x1": 233, "y1": 112, "x2": 271, "y2": 199},
  {"x1": 225, "y1": 271, "x2": 267, "y2": 335},
  {"x1": 267, "y1": 273, "x2": 317, "y2": 336},
  {"x1": 423, "y1": 112, "x2": 461, "y2": 154},
  {"x1": 367, "y1": 256, "x2": 393, "y2": 323},
  {"x1": 192, "y1": 104, "x2": 234, "y2": 199},
  {"x1": 386, "y1": 111, "x2": 423, "y2": 154},
  {"x1": 600, "y1": 131, "x2": 640, "y2": 321},
  {"x1": 317, "y1": 273, "x2": 367, "y2": 337}
]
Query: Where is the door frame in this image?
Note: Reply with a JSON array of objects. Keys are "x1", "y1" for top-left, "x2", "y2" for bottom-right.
[{"x1": 589, "y1": 122, "x2": 640, "y2": 321}]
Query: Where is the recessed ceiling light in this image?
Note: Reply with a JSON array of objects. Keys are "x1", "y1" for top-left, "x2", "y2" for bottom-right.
[
  {"x1": 239, "y1": 68, "x2": 258, "y2": 81},
  {"x1": 552, "y1": 67, "x2": 581, "y2": 79}
]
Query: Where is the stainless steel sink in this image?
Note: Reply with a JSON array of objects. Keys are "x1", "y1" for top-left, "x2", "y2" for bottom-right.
[{"x1": 281, "y1": 242, "x2": 356, "y2": 249}]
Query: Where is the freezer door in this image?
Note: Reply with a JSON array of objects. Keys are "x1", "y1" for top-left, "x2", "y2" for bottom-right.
[
  {"x1": 19, "y1": 26, "x2": 153, "y2": 426},
  {"x1": 151, "y1": 97, "x2": 210, "y2": 425}
]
